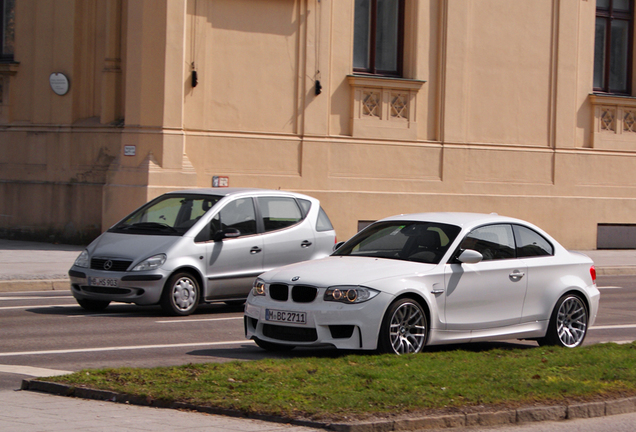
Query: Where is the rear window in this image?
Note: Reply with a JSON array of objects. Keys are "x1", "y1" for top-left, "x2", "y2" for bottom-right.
[{"x1": 316, "y1": 207, "x2": 334, "y2": 232}]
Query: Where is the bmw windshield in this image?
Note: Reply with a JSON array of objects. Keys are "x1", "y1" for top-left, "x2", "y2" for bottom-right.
[
  {"x1": 333, "y1": 221, "x2": 461, "y2": 264},
  {"x1": 108, "y1": 194, "x2": 223, "y2": 236}
]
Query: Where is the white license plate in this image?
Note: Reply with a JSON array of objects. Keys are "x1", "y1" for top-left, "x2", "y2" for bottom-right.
[
  {"x1": 265, "y1": 309, "x2": 307, "y2": 324},
  {"x1": 88, "y1": 277, "x2": 119, "y2": 288}
]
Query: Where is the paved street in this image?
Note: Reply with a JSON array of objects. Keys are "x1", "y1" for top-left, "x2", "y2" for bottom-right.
[{"x1": 1, "y1": 239, "x2": 636, "y2": 431}]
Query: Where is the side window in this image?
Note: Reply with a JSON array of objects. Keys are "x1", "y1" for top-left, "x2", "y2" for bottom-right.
[
  {"x1": 316, "y1": 207, "x2": 334, "y2": 232},
  {"x1": 460, "y1": 224, "x2": 516, "y2": 261},
  {"x1": 217, "y1": 198, "x2": 257, "y2": 237},
  {"x1": 513, "y1": 225, "x2": 554, "y2": 258},
  {"x1": 258, "y1": 197, "x2": 303, "y2": 232},
  {"x1": 298, "y1": 199, "x2": 312, "y2": 218},
  {"x1": 353, "y1": 0, "x2": 405, "y2": 77}
]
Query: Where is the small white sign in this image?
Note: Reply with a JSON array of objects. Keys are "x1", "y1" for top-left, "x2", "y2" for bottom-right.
[
  {"x1": 124, "y1": 146, "x2": 136, "y2": 156},
  {"x1": 49, "y1": 73, "x2": 70, "y2": 96},
  {"x1": 213, "y1": 176, "x2": 229, "y2": 187}
]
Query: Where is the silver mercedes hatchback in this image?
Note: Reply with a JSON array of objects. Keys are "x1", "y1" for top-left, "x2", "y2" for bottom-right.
[{"x1": 68, "y1": 188, "x2": 337, "y2": 315}]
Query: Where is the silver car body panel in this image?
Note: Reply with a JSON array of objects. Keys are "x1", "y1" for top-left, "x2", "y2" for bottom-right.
[{"x1": 70, "y1": 188, "x2": 336, "y2": 308}]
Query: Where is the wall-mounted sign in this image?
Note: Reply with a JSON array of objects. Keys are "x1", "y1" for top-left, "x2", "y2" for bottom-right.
[
  {"x1": 124, "y1": 145, "x2": 136, "y2": 156},
  {"x1": 49, "y1": 73, "x2": 70, "y2": 96},
  {"x1": 213, "y1": 176, "x2": 229, "y2": 187}
]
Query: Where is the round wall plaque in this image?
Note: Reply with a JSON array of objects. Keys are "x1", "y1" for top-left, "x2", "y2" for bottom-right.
[{"x1": 49, "y1": 73, "x2": 70, "y2": 96}]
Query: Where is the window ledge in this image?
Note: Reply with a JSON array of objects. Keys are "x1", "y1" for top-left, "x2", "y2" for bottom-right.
[
  {"x1": 347, "y1": 75, "x2": 426, "y2": 140},
  {"x1": 0, "y1": 62, "x2": 19, "y2": 75},
  {"x1": 590, "y1": 93, "x2": 636, "y2": 108}
]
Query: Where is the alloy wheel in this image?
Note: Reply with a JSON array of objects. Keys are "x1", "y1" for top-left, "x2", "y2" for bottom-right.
[
  {"x1": 556, "y1": 296, "x2": 587, "y2": 348},
  {"x1": 389, "y1": 301, "x2": 427, "y2": 354}
]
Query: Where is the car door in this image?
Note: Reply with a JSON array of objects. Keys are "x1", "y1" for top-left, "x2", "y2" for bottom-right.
[
  {"x1": 203, "y1": 197, "x2": 263, "y2": 300},
  {"x1": 443, "y1": 224, "x2": 528, "y2": 330},
  {"x1": 256, "y1": 196, "x2": 316, "y2": 271}
]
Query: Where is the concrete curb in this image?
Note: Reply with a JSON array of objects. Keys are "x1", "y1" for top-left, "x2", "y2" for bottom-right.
[
  {"x1": 0, "y1": 279, "x2": 69, "y2": 292},
  {"x1": 21, "y1": 379, "x2": 636, "y2": 431},
  {"x1": 596, "y1": 266, "x2": 636, "y2": 276}
]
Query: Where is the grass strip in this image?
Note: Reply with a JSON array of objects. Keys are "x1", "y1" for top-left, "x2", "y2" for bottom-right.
[{"x1": 43, "y1": 342, "x2": 636, "y2": 420}]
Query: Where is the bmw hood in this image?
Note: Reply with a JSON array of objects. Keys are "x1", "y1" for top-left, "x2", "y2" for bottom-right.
[
  {"x1": 261, "y1": 256, "x2": 437, "y2": 288},
  {"x1": 86, "y1": 232, "x2": 181, "y2": 263}
]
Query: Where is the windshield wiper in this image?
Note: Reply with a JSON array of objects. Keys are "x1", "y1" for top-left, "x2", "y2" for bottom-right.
[{"x1": 117, "y1": 222, "x2": 179, "y2": 233}]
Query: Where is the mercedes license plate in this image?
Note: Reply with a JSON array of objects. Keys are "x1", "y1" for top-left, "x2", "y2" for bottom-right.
[{"x1": 88, "y1": 277, "x2": 119, "y2": 288}]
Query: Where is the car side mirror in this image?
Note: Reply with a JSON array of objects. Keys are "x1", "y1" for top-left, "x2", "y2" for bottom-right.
[
  {"x1": 333, "y1": 241, "x2": 345, "y2": 252},
  {"x1": 213, "y1": 228, "x2": 241, "y2": 241},
  {"x1": 457, "y1": 249, "x2": 483, "y2": 264}
]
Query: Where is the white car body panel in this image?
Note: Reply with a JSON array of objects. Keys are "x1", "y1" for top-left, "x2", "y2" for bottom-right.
[{"x1": 245, "y1": 212, "x2": 600, "y2": 352}]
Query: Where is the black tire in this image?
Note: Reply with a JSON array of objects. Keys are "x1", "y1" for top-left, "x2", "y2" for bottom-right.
[
  {"x1": 76, "y1": 298, "x2": 110, "y2": 311},
  {"x1": 254, "y1": 338, "x2": 295, "y2": 352},
  {"x1": 161, "y1": 272, "x2": 200, "y2": 316},
  {"x1": 538, "y1": 293, "x2": 588, "y2": 348},
  {"x1": 377, "y1": 298, "x2": 428, "y2": 354}
]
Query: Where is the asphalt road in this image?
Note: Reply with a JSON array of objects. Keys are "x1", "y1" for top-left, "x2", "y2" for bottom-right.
[{"x1": 0, "y1": 275, "x2": 634, "y2": 393}]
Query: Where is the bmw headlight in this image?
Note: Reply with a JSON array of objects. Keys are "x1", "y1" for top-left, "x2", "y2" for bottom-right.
[
  {"x1": 252, "y1": 279, "x2": 266, "y2": 296},
  {"x1": 324, "y1": 286, "x2": 379, "y2": 304},
  {"x1": 73, "y1": 250, "x2": 90, "y2": 268},
  {"x1": 132, "y1": 254, "x2": 166, "y2": 271}
]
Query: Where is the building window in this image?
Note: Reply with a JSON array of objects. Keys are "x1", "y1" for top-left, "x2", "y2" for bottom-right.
[
  {"x1": 353, "y1": 0, "x2": 404, "y2": 77},
  {"x1": 594, "y1": 0, "x2": 633, "y2": 94},
  {"x1": 1, "y1": 0, "x2": 15, "y2": 62}
]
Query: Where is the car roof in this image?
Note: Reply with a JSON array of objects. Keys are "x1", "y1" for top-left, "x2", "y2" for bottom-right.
[
  {"x1": 165, "y1": 187, "x2": 316, "y2": 200},
  {"x1": 380, "y1": 212, "x2": 529, "y2": 229}
]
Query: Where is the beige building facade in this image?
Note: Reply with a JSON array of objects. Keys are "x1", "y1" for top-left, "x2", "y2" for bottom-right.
[{"x1": 1, "y1": 0, "x2": 636, "y2": 249}]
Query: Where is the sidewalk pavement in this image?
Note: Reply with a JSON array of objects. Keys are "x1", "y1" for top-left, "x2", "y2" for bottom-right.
[
  {"x1": 1, "y1": 238, "x2": 635, "y2": 293},
  {"x1": 2, "y1": 238, "x2": 636, "y2": 432},
  {"x1": 0, "y1": 389, "x2": 321, "y2": 432}
]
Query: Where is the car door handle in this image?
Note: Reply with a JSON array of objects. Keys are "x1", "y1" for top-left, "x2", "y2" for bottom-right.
[
  {"x1": 509, "y1": 270, "x2": 525, "y2": 282},
  {"x1": 300, "y1": 240, "x2": 312, "y2": 248},
  {"x1": 250, "y1": 247, "x2": 262, "y2": 254}
]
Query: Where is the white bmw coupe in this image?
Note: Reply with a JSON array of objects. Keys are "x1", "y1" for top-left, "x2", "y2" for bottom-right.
[{"x1": 244, "y1": 213, "x2": 599, "y2": 354}]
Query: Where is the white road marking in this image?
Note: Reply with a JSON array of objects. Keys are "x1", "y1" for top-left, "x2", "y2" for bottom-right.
[
  {"x1": 598, "y1": 286, "x2": 623, "y2": 290},
  {"x1": 0, "y1": 304, "x2": 77, "y2": 311},
  {"x1": 0, "y1": 296, "x2": 74, "y2": 300},
  {"x1": 590, "y1": 324, "x2": 636, "y2": 330},
  {"x1": 155, "y1": 317, "x2": 243, "y2": 324},
  {"x1": 0, "y1": 340, "x2": 254, "y2": 357},
  {"x1": 0, "y1": 365, "x2": 72, "y2": 377}
]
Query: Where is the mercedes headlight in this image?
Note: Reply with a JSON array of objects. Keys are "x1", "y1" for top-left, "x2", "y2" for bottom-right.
[
  {"x1": 73, "y1": 250, "x2": 90, "y2": 268},
  {"x1": 132, "y1": 254, "x2": 166, "y2": 271}
]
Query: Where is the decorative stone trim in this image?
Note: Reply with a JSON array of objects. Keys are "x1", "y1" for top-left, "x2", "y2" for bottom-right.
[
  {"x1": 347, "y1": 75, "x2": 425, "y2": 140},
  {"x1": 590, "y1": 93, "x2": 636, "y2": 151},
  {"x1": 0, "y1": 62, "x2": 19, "y2": 123}
]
